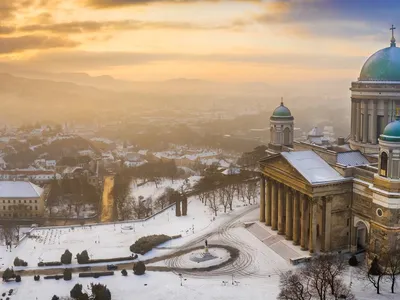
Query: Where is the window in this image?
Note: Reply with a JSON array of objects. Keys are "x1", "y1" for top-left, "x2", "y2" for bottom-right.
[
  {"x1": 380, "y1": 152, "x2": 388, "y2": 177},
  {"x1": 29, "y1": 200, "x2": 32, "y2": 203},
  {"x1": 19, "y1": 200, "x2": 21, "y2": 204},
  {"x1": 347, "y1": 218, "x2": 350, "y2": 226},
  {"x1": 8, "y1": 200, "x2": 10, "y2": 203},
  {"x1": 24, "y1": 200, "x2": 26, "y2": 203},
  {"x1": 35, "y1": 206, "x2": 38, "y2": 210},
  {"x1": 3, "y1": 206, "x2": 5, "y2": 210},
  {"x1": 35, "y1": 200, "x2": 37, "y2": 203}
]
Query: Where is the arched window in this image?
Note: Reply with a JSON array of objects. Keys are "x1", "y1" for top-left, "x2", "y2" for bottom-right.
[
  {"x1": 380, "y1": 152, "x2": 388, "y2": 177},
  {"x1": 283, "y1": 127, "x2": 290, "y2": 145}
]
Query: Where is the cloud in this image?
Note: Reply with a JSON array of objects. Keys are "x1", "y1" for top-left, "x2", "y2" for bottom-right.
[
  {"x1": 0, "y1": 26, "x2": 16, "y2": 35},
  {"x1": 0, "y1": 35, "x2": 79, "y2": 54},
  {"x1": 16, "y1": 50, "x2": 364, "y2": 71},
  {"x1": 86, "y1": 0, "x2": 261, "y2": 9},
  {"x1": 19, "y1": 19, "x2": 234, "y2": 34}
]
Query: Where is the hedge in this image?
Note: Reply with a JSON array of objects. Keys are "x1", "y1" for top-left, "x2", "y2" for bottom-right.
[
  {"x1": 44, "y1": 275, "x2": 64, "y2": 280},
  {"x1": 78, "y1": 272, "x2": 114, "y2": 278},
  {"x1": 87, "y1": 255, "x2": 138, "y2": 264},
  {"x1": 38, "y1": 261, "x2": 62, "y2": 267},
  {"x1": 130, "y1": 234, "x2": 173, "y2": 255}
]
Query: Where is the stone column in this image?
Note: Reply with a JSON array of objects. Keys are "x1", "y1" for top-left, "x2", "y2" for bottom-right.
[
  {"x1": 350, "y1": 215, "x2": 357, "y2": 252},
  {"x1": 372, "y1": 100, "x2": 378, "y2": 144},
  {"x1": 362, "y1": 99, "x2": 368, "y2": 143},
  {"x1": 351, "y1": 99, "x2": 356, "y2": 139},
  {"x1": 356, "y1": 100, "x2": 361, "y2": 142},
  {"x1": 292, "y1": 191, "x2": 300, "y2": 245},
  {"x1": 259, "y1": 176, "x2": 265, "y2": 222},
  {"x1": 321, "y1": 197, "x2": 332, "y2": 252},
  {"x1": 271, "y1": 181, "x2": 278, "y2": 230},
  {"x1": 278, "y1": 183, "x2": 285, "y2": 235},
  {"x1": 300, "y1": 194, "x2": 309, "y2": 251},
  {"x1": 384, "y1": 100, "x2": 389, "y2": 127},
  {"x1": 265, "y1": 180, "x2": 272, "y2": 226},
  {"x1": 308, "y1": 199, "x2": 318, "y2": 253},
  {"x1": 285, "y1": 189, "x2": 293, "y2": 240}
]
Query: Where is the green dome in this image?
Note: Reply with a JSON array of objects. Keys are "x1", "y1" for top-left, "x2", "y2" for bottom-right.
[
  {"x1": 272, "y1": 103, "x2": 292, "y2": 117},
  {"x1": 360, "y1": 44, "x2": 400, "y2": 81},
  {"x1": 380, "y1": 119, "x2": 400, "y2": 142}
]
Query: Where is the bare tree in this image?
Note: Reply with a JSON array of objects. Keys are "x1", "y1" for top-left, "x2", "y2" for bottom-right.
[
  {"x1": 385, "y1": 250, "x2": 400, "y2": 293},
  {"x1": 278, "y1": 270, "x2": 312, "y2": 300},
  {"x1": 0, "y1": 222, "x2": 20, "y2": 251},
  {"x1": 245, "y1": 181, "x2": 257, "y2": 204},
  {"x1": 224, "y1": 184, "x2": 235, "y2": 211},
  {"x1": 361, "y1": 255, "x2": 387, "y2": 295},
  {"x1": 207, "y1": 190, "x2": 219, "y2": 217},
  {"x1": 218, "y1": 188, "x2": 228, "y2": 213},
  {"x1": 197, "y1": 192, "x2": 206, "y2": 205},
  {"x1": 279, "y1": 255, "x2": 354, "y2": 300}
]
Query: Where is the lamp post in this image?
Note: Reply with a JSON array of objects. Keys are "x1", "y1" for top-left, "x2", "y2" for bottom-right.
[{"x1": 179, "y1": 273, "x2": 183, "y2": 286}]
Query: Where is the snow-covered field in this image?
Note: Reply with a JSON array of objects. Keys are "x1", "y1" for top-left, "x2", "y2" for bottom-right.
[{"x1": 0, "y1": 193, "x2": 251, "y2": 271}]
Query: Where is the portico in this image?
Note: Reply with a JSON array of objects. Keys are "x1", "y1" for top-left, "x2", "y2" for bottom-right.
[{"x1": 259, "y1": 151, "x2": 353, "y2": 254}]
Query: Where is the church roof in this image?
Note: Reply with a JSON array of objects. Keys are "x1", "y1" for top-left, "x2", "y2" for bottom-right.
[
  {"x1": 359, "y1": 28, "x2": 400, "y2": 81},
  {"x1": 380, "y1": 118, "x2": 400, "y2": 142},
  {"x1": 336, "y1": 151, "x2": 370, "y2": 167},
  {"x1": 281, "y1": 151, "x2": 345, "y2": 185},
  {"x1": 271, "y1": 98, "x2": 293, "y2": 120}
]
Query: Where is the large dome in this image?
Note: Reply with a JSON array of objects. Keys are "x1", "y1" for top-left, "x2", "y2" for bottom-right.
[
  {"x1": 359, "y1": 45, "x2": 400, "y2": 81},
  {"x1": 380, "y1": 118, "x2": 400, "y2": 142}
]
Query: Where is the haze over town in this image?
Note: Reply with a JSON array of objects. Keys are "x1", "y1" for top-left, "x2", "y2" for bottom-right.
[{"x1": 0, "y1": 1, "x2": 400, "y2": 300}]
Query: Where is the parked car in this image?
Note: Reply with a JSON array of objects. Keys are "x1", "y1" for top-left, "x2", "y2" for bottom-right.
[{"x1": 107, "y1": 264, "x2": 118, "y2": 270}]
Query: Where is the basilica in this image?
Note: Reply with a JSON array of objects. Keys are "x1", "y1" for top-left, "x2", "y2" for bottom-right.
[{"x1": 259, "y1": 30, "x2": 400, "y2": 256}]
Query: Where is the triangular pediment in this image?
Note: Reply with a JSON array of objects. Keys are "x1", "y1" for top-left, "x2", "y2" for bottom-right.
[{"x1": 261, "y1": 154, "x2": 310, "y2": 185}]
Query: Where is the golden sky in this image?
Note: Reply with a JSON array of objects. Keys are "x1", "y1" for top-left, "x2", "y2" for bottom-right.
[{"x1": 0, "y1": 0, "x2": 398, "y2": 82}]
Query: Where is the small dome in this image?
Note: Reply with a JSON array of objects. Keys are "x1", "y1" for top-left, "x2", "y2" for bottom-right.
[
  {"x1": 359, "y1": 46, "x2": 400, "y2": 81},
  {"x1": 272, "y1": 102, "x2": 292, "y2": 117},
  {"x1": 380, "y1": 119, "x2": 400, "y2": 142}
]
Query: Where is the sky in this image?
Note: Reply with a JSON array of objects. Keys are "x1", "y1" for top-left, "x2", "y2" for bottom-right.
[{"x1": 1, "y1": 0, "x2": 400, "y2": 82}]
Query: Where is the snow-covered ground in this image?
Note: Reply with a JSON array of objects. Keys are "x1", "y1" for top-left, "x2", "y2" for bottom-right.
[
  {"x1": 129, "y1": 176, "x2": 201, "y2": 201},
  {"x1": 0, "y1": 193, "x2": 250, "y2": 271}
]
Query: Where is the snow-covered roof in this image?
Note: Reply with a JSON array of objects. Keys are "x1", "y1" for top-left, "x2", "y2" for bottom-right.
[
  {"x1": 337, "y1": 151, "x2": 370, "y2": 167},
  {"x1": 0, "y1": 181, "x2": 43, "y2": 198},
  {"x1": 281, "y1": 151, "x2": 345, "y2": 184},
  {"x1": 222, "y1": 168, "x2": 241, "y2": 175}
]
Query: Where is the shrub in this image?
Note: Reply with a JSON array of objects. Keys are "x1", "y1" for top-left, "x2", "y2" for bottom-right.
[
  {"x1": 348, "y1": 255, "x2": 358, "y2": 266},
  {"x1": 64, "y1": 269, "x2": 72, "y2": 281},
  {"x1": 121, "y1": 269, "x2": 128, "y2": 276},
  {"x1": 88, "y1": 255, "x2": 138, "y2": 264},
  {"x1": 13, "y1": 257, "x2": 28, "y2": 267},
  {"x1": 130, "y1": 234, "x2": 172, "y2": 255},
  {"x1": 91, "y1": 283, "x2": 111, "y2": 300},
  {"x1": 51, "y1": 296, "x2": 60, "y2": 300},
  {"x1": 70, "y1": 283, "x2": 84, "y2": 299},
  {"x1": 2, "y1": 268, "x2": 14, "y2": 282},
  {"x1": 15, "y1": 275, "x2": 21, "y2": 283},
  {"x1": 133, "y1": 261, "x2": 146, "y2": 275},
  {"x1": 34, "y1": 275, "x2": 40, "y2": 281},
  {"x1": 76, "y1": 250, "x2": 90, "y2": 264},
  {"x1": 38, "y1": 261, "x2": 62, "y2": 267},
  {"x1": 61, "y1": 250, "x2": 73, "y2": 264},
  {"x1": 44, "y1": 275, "x2": 64, "y2": 280},
  {"x1": 78, "y1": 272, "x2": 114, "y2": 278},
  {"x1": 369, "y1": 256, "x2": 382, "y2": 276}
]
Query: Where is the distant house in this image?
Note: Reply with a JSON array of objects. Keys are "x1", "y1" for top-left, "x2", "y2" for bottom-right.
[
  {"x1": 45, "y1": 160, "x2": 56, "y2": 169},
  {"x1": 0, "y1": 181, "x2": 45, "y2": 219},
  {"x1": 0, "y1": 169, "x2": 60, "y2": 184}
]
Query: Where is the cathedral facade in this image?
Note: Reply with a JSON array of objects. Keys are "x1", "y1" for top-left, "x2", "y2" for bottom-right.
[{"x1": 259, "y1": 32, "x2": 400, "y2": 256}]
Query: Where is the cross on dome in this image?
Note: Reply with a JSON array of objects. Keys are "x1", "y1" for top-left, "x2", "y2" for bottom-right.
[
  {"x1": 390, "y1": 24, "x2": 396, "y2": 47},
  {"x1": 280, "y1": 97, "x2": 284, "y2": 106}
]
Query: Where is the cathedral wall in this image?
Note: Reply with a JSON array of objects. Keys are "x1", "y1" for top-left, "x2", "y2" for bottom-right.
[{"x1": 330, "y1": 192, "x2": 352, "y2": 251}]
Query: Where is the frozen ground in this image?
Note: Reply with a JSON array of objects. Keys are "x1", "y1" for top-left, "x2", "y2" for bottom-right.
[{"x1": 0, "y1": 193, "x2": 252, "y2": 271}]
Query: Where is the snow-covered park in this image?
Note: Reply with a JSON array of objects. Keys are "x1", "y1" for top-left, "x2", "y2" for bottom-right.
[{"x1": 1, "y1": 183, "x2": 398, "y2": 300}]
